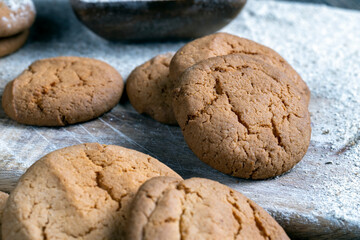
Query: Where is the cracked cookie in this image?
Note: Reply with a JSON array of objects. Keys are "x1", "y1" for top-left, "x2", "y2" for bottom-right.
[
  {"x1": 2, "y1": 56, "x2": 124, "y2": 126},
  {"x1": 170, "y1": 32, "x2": 310, "y2": 104},
  {"x1": 126, "y1": 177, "x2": 289, "y2": 240},
  {"x1": 173, "y1": 54, "x2": 311, "y2": 179},
  {"x1": 126, "y1": 53, "x2": 177, "y2": 125},
  {"x1": 0, "y1": 191, "x2": 9, "y2": 240},
  {"x1": 0, "y1": 30, "x2": 28, "y2": 57},
  {"x1": 2, "y1": 143, "x2": 182, "y2": 240},
  {"x1": 0, "y1": 0, "x2": 36, "y2": 37}
]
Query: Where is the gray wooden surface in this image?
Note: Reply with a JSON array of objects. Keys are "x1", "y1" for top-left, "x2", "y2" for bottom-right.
[
  {"x1": 0, "y1": 0, "x2": 360, "y2": 239},
  {"x1": 277, "y1": 0, "x2": 360, "y2": 10}
]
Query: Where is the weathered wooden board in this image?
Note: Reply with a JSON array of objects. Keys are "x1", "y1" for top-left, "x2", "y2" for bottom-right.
[
  {"x1": 0, "y1": 0, "x2": 359, "y2": 239},
  {"x1": 276, "y1": 0, "x2": 360, "y2": 10}
]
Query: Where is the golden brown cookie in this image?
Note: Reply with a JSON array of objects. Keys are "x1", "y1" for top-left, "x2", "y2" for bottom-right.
[
  {"x1": 0, "y1": 0, "x2": 35, "y2": 37},
  {"x1": 2, "y1": 143, "x2": 181, "y2": 240},
  {"x1": 126, "y1": 53, "x2": 177, "y2": 125},
  {"x1": 170, "y1": 32, "x2": 310, "y2": 104},
  {"x1": 2, "y1": 56, "x2": 124, "y2": 126},
  {"x1": 127, "y1": 177, "x2": 289, "y2": 240},
  {"x1": 173, "y1": 54, "x2": 311, "y2": 179},
  {"x1": 0, "y1": 191, "x2": 9, "y2": 240},
  {"x1": 0, "y1": 30, "x2": 28, "y2": 57}
]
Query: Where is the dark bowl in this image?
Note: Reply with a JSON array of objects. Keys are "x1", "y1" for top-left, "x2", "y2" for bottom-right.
[{"x1": 70, "y1": 0, "x2": 247, "y2": 41}]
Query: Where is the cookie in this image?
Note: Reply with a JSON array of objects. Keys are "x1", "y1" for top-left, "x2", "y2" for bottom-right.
[
  {"x1": 2, "y1": 143, "x2": 181, "y2": 240},
  {"x1": 0, "y1": 0, "x2": 35, "y2": 37},
  {"x1": 173, "y1": 54, "x2": 311, "y2": 179},
  {"x1": 170, "y1": 32, "x2": 310, "y2": 104},
  {"x1": 126, "y1": 53, "x2": 177, "y2": 124},
  {"x1": 127, "y1": 177, "x2": 289, "y2": 240},
  {"x1": 0, "y1": 191, "x2": 9, "y2": 240},
  {"x1": 2, "y1": 56, "x2": 124, "y2": 126},
  {"x1": 0, "y1": 30, "x2": 29, "y2": 57}
]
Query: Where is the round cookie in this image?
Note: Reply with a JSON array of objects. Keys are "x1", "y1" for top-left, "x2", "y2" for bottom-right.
[
  {"x1": 2, "y1": 56, "x2": 124, "y2": 126},
  {"x1": 0, "y1": 0, "x2": 35, "y2": 37},
  {"x1": 0, "y1": 191, "x2": 8, "y2": 213},
  {"x1": 127, "y1": 177, "x2": 289, "y2": 240},
  {"x1": 0, "y1": 191, "x2": 9, "y2": 240},
  {"x1": 173, "y1": 54, "x2": 311, "y2": 179},
  {"x1": 126, "y1": 53, "x2": 176, "y2": 125},
  {"x1": 0, "y1": 30, "x2": 29, "y2": 57},
  {"x1": 2, "y1": 143, "x2": 182, "y2": 240},
  {"x1": 170, "y1": 32, "x2": 310, "y2": 104}
]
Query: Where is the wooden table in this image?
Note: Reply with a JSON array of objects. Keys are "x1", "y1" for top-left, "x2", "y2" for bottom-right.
[{"x1": 278, "y1": 0, "x2": 360, "y2": 10}]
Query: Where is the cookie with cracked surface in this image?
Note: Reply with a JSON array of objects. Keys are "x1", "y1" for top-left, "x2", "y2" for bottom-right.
[
  {"x1": 0, "y1": 191, "x2": 8, "y2": 215},
  {"x1": 170, "y1": 32, "x2": 310, "y2": 104},
  {"x1": 2, "y1": 143, "x2": 182, "y2": 240},
  {"x1": 0, "y1": 30, "x2": 28, "y2": 57},
  {"x1": 0, "y1": 191, "x2": 9, "y2": 240},
  {"x1": 126, "y1": 53, "x2": 177, "y2": 125},
  {"x1": 126, "y1": 177, "x2": 289, "y2": 240},
  {"x1": 2, "y1": 56, "x2": 124, "y2": 126},
  {"x1": 0, "y1": 0, "x2": 36, "y2": 37},
  {"x1": 173, "y1": 54, "x2": 311, "y2": 179}
]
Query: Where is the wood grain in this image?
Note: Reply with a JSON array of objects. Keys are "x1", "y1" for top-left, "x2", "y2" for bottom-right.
[{"x1": 276, "y1": 0, "x2": 360, "y2": 10}]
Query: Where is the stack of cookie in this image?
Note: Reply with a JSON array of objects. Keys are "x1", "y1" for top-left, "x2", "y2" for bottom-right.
[
  {"x1": 0, "y1": 34, "x2": 301, "y2": 237},
  {"x1": 0, "y1": 0, "x2": 36, "y2": 57},
  {"x1": 0, "y1": 143, "x2": 290, "y2": 239},
  {"x1": 127, "y1": 32, "x2": 311, "y2": 180}
]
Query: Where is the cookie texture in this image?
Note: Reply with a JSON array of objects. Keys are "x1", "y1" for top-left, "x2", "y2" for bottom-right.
[
  {"x1": 2, "y1": 56, "x2": 124, "y2": 126},
  {"x1": 0, "y1": 191, "x2": 9, "y2": 240},
  {"x1": 127, "y1": 177, "x2": 289, "y2": 240},
  {"x1": 170, "y1": 32, "x2": 310, "y2": 104},
  {"x1": 2, "y1": 143, "x2": 181, "y2": 240},
  {"x1": 173, "y1": 54, "x2": 311, "y2": 179},
  {"x1": 126, "y1": 53, "x2": 176, "y2": 124},
  {"x1": 0, "y1": 0, "x2": 35, "y2": 37},
  {"x1": 0, "y1": 30, "x2": 28, "y2": 57}
]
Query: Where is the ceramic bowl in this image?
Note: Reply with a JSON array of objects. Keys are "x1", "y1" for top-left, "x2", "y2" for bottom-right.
[{"x1": 70, "y1": 0, "x2": 247, "y2": 41}]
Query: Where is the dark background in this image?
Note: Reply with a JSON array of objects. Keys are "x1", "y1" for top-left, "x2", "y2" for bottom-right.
[{"x1": 275, "y1": 0, "x2": 360, "y2": 10}]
